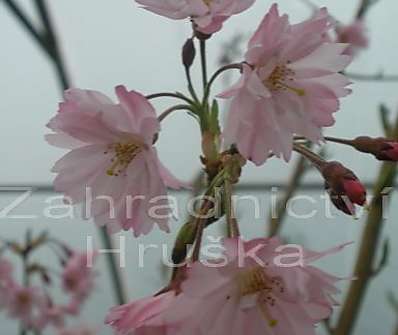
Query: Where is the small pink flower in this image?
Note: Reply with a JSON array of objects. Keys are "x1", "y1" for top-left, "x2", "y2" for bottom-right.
[
  {"x1": 135, "y1": 0, "x2": 255, "y2": 35},
  {"x1": 6, "y1": 285, "x2": 46, "y2": 326},
  {"x1": 336, "y1": 20, "x2": 369, "y2": 56},
  {"x1": 220, "y1": 4, "x2": 352, "y2": 165},
  {"x1": 106, "y1": 292, "x2": 175, "y2": 334},
  {"x1": 47, "y1": 86, "x2": 186, "y2": 236},
  {"x1": 169, "y1": 237, "x2": 349, "y2": 334},
  {"x1": 61, "y1": 252, "x2": 97, "y2": 305},
  {"x1": 106, "y1": 291, "x2": 201, "y2": 335}
]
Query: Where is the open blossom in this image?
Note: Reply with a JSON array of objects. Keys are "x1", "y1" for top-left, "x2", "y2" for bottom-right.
[
  {"x1": 135, "y1": 0, "x2": 255, "y2": 35},
  {"x1": 62, "y1": 252, "x2": 97, "y2": 305},
  {"x1": 169, "y1": 237, "x2": 349, "y2": 335},
  {"x1": 47, "y1": 86, "x2": 186, "y2": 236},
  {"x1": 6, "y1": 285, "x2": 46, "y2": 326},
  {"x1": 106, "y1": 291, "x2": 177, "y2": 335},
  {"x1": 336, "y1": 20, "x2": 369, "y2": 56},
  {"x1": 220, "y1": 4, "x2": 352, "y2": 165}
]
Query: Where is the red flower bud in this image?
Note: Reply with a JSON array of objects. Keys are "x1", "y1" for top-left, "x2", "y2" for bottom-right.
[
  {"x1": 351, "y1": 136, "x2": 398, "y2": 161},
  {"x1": 321, "y1": 161, "x2": 367, "y2": 215}
]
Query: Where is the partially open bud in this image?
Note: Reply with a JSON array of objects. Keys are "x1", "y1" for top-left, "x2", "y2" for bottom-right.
[
  {"x1": 321, "y1": 161, "x2": 367, "y2": 215},
  {"x1": 351, "y1": 136, "x2": 398, "y2": 161}
]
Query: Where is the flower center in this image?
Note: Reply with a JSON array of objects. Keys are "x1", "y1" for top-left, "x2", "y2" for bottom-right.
[
  {"x1": 105, "y1": 142, "x2": 141, "y2": 177},
  {"x1": 237, "y1": 267, "x2": 285, "y2": 328},
  {"x1": 203, "y1": 0, "x2": 212, "y2": 6},
  {"x1": 16, "y1": 291, "x2": 32, "y2": 306},
  {"x1": 265, "y1": 64, "x2": 305, "y2": 96}
]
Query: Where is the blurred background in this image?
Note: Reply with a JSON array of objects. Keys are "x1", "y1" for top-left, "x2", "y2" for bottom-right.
[{"x1": 1, "y1": 0, "x2": 398, "y2": 334}]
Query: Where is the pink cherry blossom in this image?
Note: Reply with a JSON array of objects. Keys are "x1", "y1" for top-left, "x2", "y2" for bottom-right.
[
  {"x1": 47, "y1": 86, "x2": 186, "y2": 236},
  {"x1": 106, "y1": 290, "x2": 201, "y2": 335},
  {"x1": 6, "y1": 284, "x2": 46, "y2": 326},
  {"x1": 135, "y1": 0, "x2": 255, "y2": 35},
  {"x1": 61, "y1": 252, "x2": 97, "y2": 305},
  {"x1": 168, "y1": 237, "x2": 349, "y2": 335},
  {"x1": 336, "y1": 20, "x2": 369, "y2": 56},
  {"x1": 106, "y1": 291, "x2": 176, "y2": 335},
  {"x1": 220, "y1": 4, "x2": 352, "y2": 165}
]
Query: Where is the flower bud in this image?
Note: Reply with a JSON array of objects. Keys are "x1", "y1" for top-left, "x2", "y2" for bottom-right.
[
  {"x1": 351, "y1": 136, "x2": 398, "y2": 161},
  {"x1": 321, "y1": 161, "x2": 367, "y2": 215},
  {"x1": 182, "y1": 38, "x2": 196, "y2": 69}
]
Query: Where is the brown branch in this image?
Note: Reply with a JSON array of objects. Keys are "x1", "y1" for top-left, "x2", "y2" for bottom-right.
[
  {"x1": 333, "y1": 115, "x2": 398, "y2": 335},
  {"x1": 267, "y1": 154, "x2": 308, "y2": 236}
]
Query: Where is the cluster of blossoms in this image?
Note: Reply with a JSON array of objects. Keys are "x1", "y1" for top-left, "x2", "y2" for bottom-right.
[
  {"x1": 42, "y1": 1, "x2": 397, "y2": 334},
  {"x1": 0, "y1": 235, "x2": 97, "y2": 334},
  {"x1": 106, "y1": 237, "x2": 350, "y2": 334}
]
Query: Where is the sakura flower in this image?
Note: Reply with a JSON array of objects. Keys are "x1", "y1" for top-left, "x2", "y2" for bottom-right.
[
  {"x1": 106, "y1": 288, "x2": 202, "y2": 335},
  {"x1": 135, "y1": 0, "x2": 255, "y2": 35},
  {"x1": 336, "y1": 20, "x2": 369, "y2": 56},
  {"x1": 47, "y1": 86, "x2": 186, "y2": 236},
  {"x1": 220, "y1": 4, "x2": 352, "y2": 165},
  {"x1": 61, "y1": 252, "x2": 97, "y2": 305},
  {"x1": 6, "y1": 285, "x2": 46, "y2": 326},
  {"x1": 106, "y1": 291, "x2": 176, "y2": 335},
  {"x1": 169, "y1": 237, "x2": 349, "y2": 335}
]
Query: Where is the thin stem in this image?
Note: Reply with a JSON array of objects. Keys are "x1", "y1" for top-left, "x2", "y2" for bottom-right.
[
  {"x1": 200, "y1": 40, "x2": 208, "y2": 91},
  {"x1": 99, "y1": 228, "x2": 128, "y2": 305},
  {"x1": 324, "y1": 136, "x2": 353, "y2": 146},
  {"x1": 224, "y1": 179, "x2": 240, "y2": 238},
  {"x1": 33, "y1": 0, "x2": 70, "y2": 90},
  {"x1": 192, "y1": 199, "x2": 213, "y2": 261},
  {"x1": 185, "y1": 67, "x2": 200, "y2": 103},
  {"x1": 203, "y1": 63, "x2": 242, "y2": 103},
  {"x1": 146, "y1": 92, "x2": 195, "y2": 105},
  {"x1": 293, "y1": 144, "x2": 325, "y2": 166},
  {"x1": 3, "y1": 0, "x2": 50, "y2": 57},
  {"x1": 268, "y1": 154, "x2": 308, "y2": 236},
  {"x1": 347, "y1": 72, "x2": 398, "y2": 82},
  {"x1": 158, "y1": 105, "x2": 196, "y2": 122},
  {"x1": 333, "y1": 115, "x2": 398, "y2": 335}
]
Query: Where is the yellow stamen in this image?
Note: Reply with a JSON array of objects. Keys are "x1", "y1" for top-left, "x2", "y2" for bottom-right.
[
  {"x1": 259, "y1": 303, "x2": 278, "y2": 328},
  {"x1": 105, "y1": 142, "x2": 141, "y2": 177},
  {"x1": 237, "y1": 267, "x2": 285, "y2": 328},
  {"x1": 238, "y1": 267, "x2": 271, "y2": 296},
  {"x1": 265, "y1": 64, "x2": 305, "y2": 97},
  {"x1": 203, "y1": 0, "x2": 212, "y2": 6}
]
